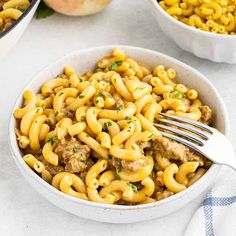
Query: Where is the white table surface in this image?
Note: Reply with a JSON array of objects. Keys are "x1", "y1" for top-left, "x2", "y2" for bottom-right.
[{"x1": 0, "y1": 0, "x2": 236, "y2": 235}]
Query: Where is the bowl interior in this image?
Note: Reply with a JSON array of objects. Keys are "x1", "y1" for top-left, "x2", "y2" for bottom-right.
[{"x1": 9, "y1": 45, "x2": 229, "y2": 209}]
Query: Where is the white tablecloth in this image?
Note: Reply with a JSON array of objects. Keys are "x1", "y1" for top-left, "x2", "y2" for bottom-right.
[{"x1": 1, "y1": 0, "x2": 236, "y2": 235}]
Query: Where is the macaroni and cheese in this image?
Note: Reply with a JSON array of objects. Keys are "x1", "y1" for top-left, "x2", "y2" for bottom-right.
[
  {"x1": 14, "y1": 48, "x2": 213, "y2": 205},
  {"x1": 158, "y1": 0, "x2": 236, "y2": 35}
]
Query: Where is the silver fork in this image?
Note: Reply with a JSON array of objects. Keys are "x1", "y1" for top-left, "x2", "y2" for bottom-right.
[{"x1": 154, "y1": 113, "x2": 236, "y2": 170}]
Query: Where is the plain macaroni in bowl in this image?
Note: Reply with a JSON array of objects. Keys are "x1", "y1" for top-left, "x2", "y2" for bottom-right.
[
  {"x1": 14, "y1": 48, "x2": 213, "y2": 205},
  {"x1": 158, "y1": 0, "x2": 236, "y2": 35},
  {"x1": 0, "y1": 0, "x2": 30, "y2": 33}
]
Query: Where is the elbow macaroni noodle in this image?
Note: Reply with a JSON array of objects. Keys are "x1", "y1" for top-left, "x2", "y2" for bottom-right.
[
  {"x1": 158, "y1": 0, "x2": 236, "y2": 34},
  {"x1": 0, "y1": 0, "x2": 30, "y2": 33},
  {"x1": 14, "y1": 48, "x2": 212, "y2": 205}
]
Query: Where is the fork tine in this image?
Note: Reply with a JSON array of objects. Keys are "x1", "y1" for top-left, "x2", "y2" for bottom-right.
[
  {"x1": 158, "y1": 118, "x2": 209, "y2": 140},
  {"x1": 159, "y1": 131, "x2": 203, "y2": 155},
  {"x1": 155, "y1": 124, "x2": 204, "y2": 146},
  {"x1": 160, "y1": 113, "x2": 213, "y2": 134}
]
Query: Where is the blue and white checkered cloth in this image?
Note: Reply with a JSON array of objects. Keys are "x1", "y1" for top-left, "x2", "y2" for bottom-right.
[{"x1": 184, "y1": 167, "x2": 236, "y2": 236}]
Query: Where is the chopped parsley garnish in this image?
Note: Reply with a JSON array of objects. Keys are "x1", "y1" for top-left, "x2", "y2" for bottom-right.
[
  {"x1": 106, "y1": 121, "x2": 112, "y2": 127},
  {"x1": 55, "y1": 111, "x2": 59, "y2": 116},
  {"x1": 108, "y1": 61, "x2": 123, "y2": 71},
  {"x1": 72, "y1": 146, "x2": 78, "y2": 153},
  {"x1": 104, "y1": 121, "x2": 112, "y2": 131},
  {"x1": 139, "y1": 86, "x2": 146, "y2": 90},
  {"x1": 148, "y1": 133, "x2": 154, "y2": 139},
  {"x1": 127, "y1": 183, "x2": 138, "y2": 193},
  {"x1": 48, "y1": 136, "x2": 56, "y2": 145},
  {"x1": 109, "y1": 63, "x2": 118, "y2": 71},
  {"x1": 36, "y1": 108, "x2": 40, "y2": 113},
  {"x1": 95, "y1": 68, "x2": 103, "y2": 72},
  {"x1": 113, "y1": 172, "x2": 121, "y2": 180},
  {"x1": 79, "y1": 95, "x2": 85, "y2": 99},
  {"x1": 47, "y1": 119, "x2": 53, "y2": 126},
  {"x1": 96, "y1": 92, "x2": 105, "y2": 98},
  {"x1": 80, "y1": 160, "x2": 86, "y2": 163},
  {"x1": 59, "y1": 92, "x2": 64, "y2": 96},
  {"x1": 116, "y1": 105, "x2": 123, "y2": 113},
  {"x1": 141, "y1": 128, "x2": 145, "y2": 132},
  {"x1": 117, "y1": 164, "x2": 122, "y2": 173},
  {"x1": 171, "y1": 91, "x2": 183, "y2": 100},
  {"x1": 125, "y1": 116, "x2": 131, "y2": 120},
  {"x1": 116, "y1": 61, "x2": 123, "y2": 66}
]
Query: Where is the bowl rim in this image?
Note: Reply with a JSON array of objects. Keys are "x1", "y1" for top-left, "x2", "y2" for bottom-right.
[
  {"x1": 150, "y1": 0, "x2": 236, "y2": 39},
  {"x1": 8, "y1": 45, "x2": 230, "y2": 211},
  {"x1": 0, "y1": 0, "x2": 39, "y2": 40}
]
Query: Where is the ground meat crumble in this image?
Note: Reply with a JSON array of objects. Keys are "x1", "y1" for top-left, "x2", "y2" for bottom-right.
[
  {"x1": 54, "y1": 137, "x2": 91, "y2": 173},
  {"x1": 199, "y1": 105, "x2": 213, "y2": 125},
  {"x1": 152, "y1": 137, "x2": 205, "y2": 165}
]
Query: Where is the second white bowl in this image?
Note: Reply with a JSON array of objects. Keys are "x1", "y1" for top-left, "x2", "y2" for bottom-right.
[{"x1": 150, "y1": 0, "x2": 236, "y2": 63}]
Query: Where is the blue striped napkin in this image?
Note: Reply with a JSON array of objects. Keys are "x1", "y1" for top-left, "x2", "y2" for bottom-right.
[{"x1": 184, "y1": 167, "x2": 236, "y2": 236}]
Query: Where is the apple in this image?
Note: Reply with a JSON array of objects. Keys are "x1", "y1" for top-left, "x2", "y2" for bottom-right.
[{"x1": 44, "y1": 0, "x2": 112, "y2": 16}]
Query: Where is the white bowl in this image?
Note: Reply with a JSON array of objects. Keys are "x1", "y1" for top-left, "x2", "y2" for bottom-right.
[
  {"x1": 9, "y1": 45, "x2": 229, "y2": 223},
  {"x1": 0, "y1": 0, "x2": 40, "y2": 61},
  {"x1": 150, "y1": 0, "x2": 236, "y2": 64}
]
